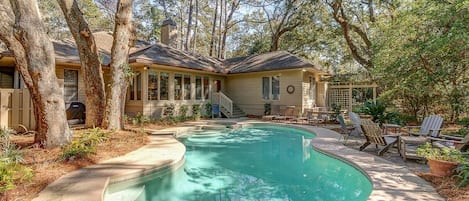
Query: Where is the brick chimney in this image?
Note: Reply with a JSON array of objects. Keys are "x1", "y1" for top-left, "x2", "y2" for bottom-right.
[{"x1": 160, "y1": 19, "x2": 177, "y2": 47}]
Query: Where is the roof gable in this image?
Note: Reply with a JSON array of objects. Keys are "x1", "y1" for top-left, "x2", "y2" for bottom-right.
[
  {"x1": 129, "y1": 43, "x2": 225, "y2": 73},
  {"x1": 225, "y1": 51, "x2": 315, "y2": 74}
]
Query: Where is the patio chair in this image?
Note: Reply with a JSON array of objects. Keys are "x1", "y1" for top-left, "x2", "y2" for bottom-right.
[
  {"x1": 273, "y1": 106, "x2": 296, "y2": 122},
  {"x1": 348, "y1": 112, "x2": 363, "y2": 136},
  {"x1": 399, "y1": 115, "x2": 444, "y2": 161},
  {"x1": 429, "y1": 134, "x2": 469, "y2": 152},
  {"x1": 337, "y1": 114, "x2": 354, "y2": 144},
  {"x1": 406, "y1": 115, "x2": 443, "y2": 137},
  {"x1": 360, "y1": 119, "x2": 399, "y2": 156}
]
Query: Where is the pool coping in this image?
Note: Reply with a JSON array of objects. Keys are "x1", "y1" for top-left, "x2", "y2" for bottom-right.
[{"x1": 32, "y1": 120, "x2": 443, "y2": 201}]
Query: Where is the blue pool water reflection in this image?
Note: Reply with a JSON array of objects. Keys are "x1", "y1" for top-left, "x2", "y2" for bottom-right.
[{"x1": 105, "y1": 125, "x2": 372, "y2": 201}]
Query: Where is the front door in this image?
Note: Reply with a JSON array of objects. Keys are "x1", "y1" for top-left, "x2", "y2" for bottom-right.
[{"x1": 215, "y1": 79, "x2": 221, "y2": 92}]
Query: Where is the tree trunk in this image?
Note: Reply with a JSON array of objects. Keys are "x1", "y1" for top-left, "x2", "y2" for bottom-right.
[
  {"x1": 57, "y1": 0, "x2": 106, "y2": 128},
  {"x1": 185, "y1": 0, "x2": 193, "y2": 51},
  {"x1": 103, "y1": 0, "x2": 134, "y2": 130},
  {"x1": 192, "y1": 0, "x2": 199, "y2": 52},
  {"x1": 217, "y1": 0, "x2": 224, "y2": 58},
  {"x1": 209, "y1": 0, "x2": 218, "y2": 57},
  {"x1": 0, "y1": 0, "x2": 71, "y2": 148}
]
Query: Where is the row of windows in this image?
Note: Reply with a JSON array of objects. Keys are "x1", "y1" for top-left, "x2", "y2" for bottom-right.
[
  {"x1": 262, "y1": 76, "x2": 280, "y2": 100},
  {"x1": 129, "y1": 71, "x2": 211, "y2": 101}
]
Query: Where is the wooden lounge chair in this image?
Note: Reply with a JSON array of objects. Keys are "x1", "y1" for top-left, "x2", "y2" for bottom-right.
[
  {"x1": 337, "y1": 114, "x2": 354, "y2": 144},
  {"x1": 273, "y1": 106, "x2": 296, "y2": 122},
  {"x1": 399, "y1": 115, "x2": 444, "y2": 161},
  {"x1": 360, "y1": 119, "x2": 399, "y2": 156},
  {"x1": 406, "y1": 115, "x2": 443, "y2": 137},
  {"x1": 430, "y1": 134, "x2": 469, "y2": 152}
]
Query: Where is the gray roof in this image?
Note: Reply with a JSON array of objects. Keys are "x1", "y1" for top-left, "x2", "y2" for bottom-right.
[
  {"x1": 129, "y1": 43, "x2": 226, "y2": 73},
  {"x1": 225, "y1": 51, "x2": 316, "y2": 74},
  {"x1": 92, "y1": 31, "x2": 150, "y2": 55}
]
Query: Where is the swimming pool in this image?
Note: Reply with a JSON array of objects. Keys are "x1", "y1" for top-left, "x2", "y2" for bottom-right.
[{"x1": 105, "y1": 124, "x2": 372, "y2": 201}]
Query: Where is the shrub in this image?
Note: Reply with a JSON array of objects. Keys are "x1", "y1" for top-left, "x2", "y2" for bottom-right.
[
  {"x1": 358, "y1": 101, "x2": 403, "y2": 126},
  {"x1": 0, "y1": 128, "x2": 33, "y2": 193},
  {"x1": 61, "y1": 128, "x2": 108, "y2": 161},
  {"x1": 163, "y1": 103, "x2": 175, "y2": 117},
  {"x1": 457, "y1": 117, "x2": 469, "y2": 128},
  {"x1": 330, "y1": 103, "x2": 341, "y2": 121},
  {"x1": 264, "y1": 103, "x2": 271, "y2": 115},
  {"x1": 192, "y1": 104, "x2": 201, "y2": 119},
  {"x1": 179, "y1": 105, "x2": 189, "y2": 118},
  {"x1": 455, "y1": 161, "x2": 469, "y2": 187},
  {"x1": 0, "y1": 161, "x2": 33, "y2": 193},
  {"x1": 416, "y1": 142, "x2": 464, "y2": 163},
  {"x1": 131, "y1": 112, "x2": 149, "y2": 126},
  {"x1": 204, "y1": 102, "x2": 212, "y2": 118}
]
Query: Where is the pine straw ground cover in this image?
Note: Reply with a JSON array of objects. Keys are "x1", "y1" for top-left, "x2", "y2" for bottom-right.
[
  {"x1": 1, "y1": 127, "x2": 152, "y2": 201},
  {"x1": 417, "y1": 173, "x2": 469, "y2": 201}
]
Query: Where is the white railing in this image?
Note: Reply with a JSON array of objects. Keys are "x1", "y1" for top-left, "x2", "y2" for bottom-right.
[{"x1": 218, "y1": 92, "x2": 233, "y2": 117}]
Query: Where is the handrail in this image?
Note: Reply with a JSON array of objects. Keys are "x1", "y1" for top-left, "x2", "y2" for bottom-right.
[{"x1": 218, "y1": 92, "x2": 233, "y2": 117}]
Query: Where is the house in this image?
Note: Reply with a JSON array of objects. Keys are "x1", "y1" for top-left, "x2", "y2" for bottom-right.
[{"x1": 0, "y1": 19, "x2": 329, "y2": 129}]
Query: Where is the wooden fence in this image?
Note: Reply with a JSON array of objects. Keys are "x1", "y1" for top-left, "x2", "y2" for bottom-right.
[{"x1": 0, "y1": 89, "x2": 35, "y2": 130}]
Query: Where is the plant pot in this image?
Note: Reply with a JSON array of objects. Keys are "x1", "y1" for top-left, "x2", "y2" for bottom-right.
[{"x1": 428, "y1": 158, "x2": 459, "y2": 177}]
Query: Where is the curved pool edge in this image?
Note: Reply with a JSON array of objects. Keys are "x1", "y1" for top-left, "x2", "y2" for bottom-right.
[
  {"x1": 32, "y1": 120, "x2": 444, "y2": 201},
  {"x1": 240, "y1": 121, "x2": 443, "y2": 201},
  {"x1": 32, "y1": 133, "x2": 187, "y2": 201}
]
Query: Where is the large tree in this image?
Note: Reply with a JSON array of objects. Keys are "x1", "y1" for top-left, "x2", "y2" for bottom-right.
[
  {"x1": 0, "y1": 0, "x2": 71, "y2": 147},
  {"x1": 57, "y1": 0, "x2": 107, "y2": 128},
  {"x1": 104, "y1": 0, "x2": 135, "y2": 130}
]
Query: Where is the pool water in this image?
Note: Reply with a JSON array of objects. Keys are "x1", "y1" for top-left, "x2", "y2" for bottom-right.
[{"x1": 105, "y1": 125, "x2": 372, "y2": 201}]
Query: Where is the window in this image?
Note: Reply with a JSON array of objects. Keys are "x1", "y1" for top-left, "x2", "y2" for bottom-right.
[
  {"x1": 136, "y1": 73, "x2": 141, "y2": 100},
  {"x1": 262, "y1": 77, "x2": 270, "y2": 100},
  {"x1": 0, "y1": 68, "x2": 14, "y2": 88},
  {"x1": 160, "y1": 72, "x2": 169, "y2": 100},
  {"x1": 184, "y1": 74, "x2": 191, "y2": 100},
  {"x1": 128, "y1": 72, "x2": 142, "y2": 101},
  {"x1": 64, "y1": 69, "x2": 78, "y2": 103},
  {"x1": 148, "y1": 71, "x2": 158, "y2": 100},
  {"x1": 261, "y1": 76, "x2": 280, "y2": 100},
  {"x1": 272, "y1": 76, "x2": 280, "y2": 100},
  {"x1": 174, "y1": 74, "x2": 182, "y2": 100},
  {"x1": 203, "y1": 76, "x2": 209, "y2": 100},
  {"x1": 196, "y1": 76, "x2": 202, "y2": 100}
]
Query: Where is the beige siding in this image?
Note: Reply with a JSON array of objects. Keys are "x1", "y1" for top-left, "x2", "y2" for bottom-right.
[
  {"x1": 225, "y1": 70, "x2": 303, "y2": 116},
  {"x1": 129, "y1": 63, "x2": 224, "y2": 118}
]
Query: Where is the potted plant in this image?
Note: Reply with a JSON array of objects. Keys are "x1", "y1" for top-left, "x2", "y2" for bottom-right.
[{"x1": 416, "y1": 142, "x2": 465, "y2": 177}]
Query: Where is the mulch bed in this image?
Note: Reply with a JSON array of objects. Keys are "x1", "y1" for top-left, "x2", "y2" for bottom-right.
[{"x1": 1, "y1": 128, "x2": 149, "y2": 201}]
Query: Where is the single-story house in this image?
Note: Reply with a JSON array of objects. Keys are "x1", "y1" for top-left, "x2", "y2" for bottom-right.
[{"x1": 0, "y1": 19, "x2": 329, "y2": 129}]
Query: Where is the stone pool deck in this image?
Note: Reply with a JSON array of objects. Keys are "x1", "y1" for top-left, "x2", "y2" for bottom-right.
[{"x1": 33, "y1": 120, "x2": 443, "y2": 201}]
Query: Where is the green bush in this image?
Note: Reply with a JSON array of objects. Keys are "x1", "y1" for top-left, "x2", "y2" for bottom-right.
[
  {"x1": 455, "y1": 160, "x2": 469, "y2": 187},
  {"x1": 61, "y1": 128, "x2": 108, "y2": 161},
  {"x1": 457, "y1": 117, "x2": 469, "y2": 128},
  {"x1": 192, "y1": 104, "x2": 201, "y2": 119},
  {"x1": 163, "y1": 103, "x2": 175, "y2": 117},
  {"x1": 131, "y1": 112, "x2": 149, "y2": 126},
  {"x1": 264, "y1": 103, "x2": 271, "y2": 115},
  {"x1": 358, "y1": 101, "x2": 403, "y2": 126},
  {"x1": 0, "y1": 128, "x2": 33, "y2": 193},
  {"x1": 179, "y1": 105, "x2": 189, "y2": 118},
  {"x1": 416, "y1": 142, "x2": 464, "y2": 163},
  {"x1": 204, "y1": 102, "x2": 212, "y2": 118},
  {"x1": 0, "y1": 161, "x2": 33, "y2": 193}
]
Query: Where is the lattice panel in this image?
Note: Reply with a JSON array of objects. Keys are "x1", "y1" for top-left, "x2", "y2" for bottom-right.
[{"x1": 327, "y1": 88, "x2": 349, "y2": 109}]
